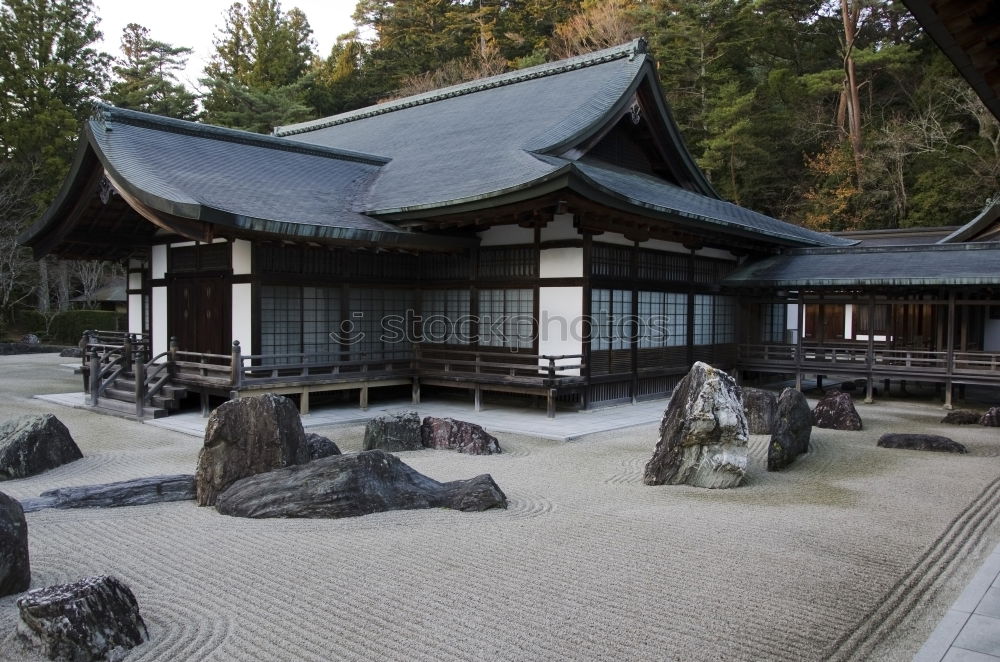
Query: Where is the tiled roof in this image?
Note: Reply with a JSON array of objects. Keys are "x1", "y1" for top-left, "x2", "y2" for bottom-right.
[
  {"x1": 723, "y1": 242, "x2": 1000, "y2": 287},
  {"x1": 567, "y1": 158, "x2": 851, "y2": 247}
]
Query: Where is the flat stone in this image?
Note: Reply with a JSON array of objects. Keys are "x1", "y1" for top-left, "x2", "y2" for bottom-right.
[
  {"x1": 195, "y1": 394, "x2": 308, "y2": 507},
  {"x1": 421, "y1": 417, "x2": 502, "y2": 454},
  {"x1": 942, "y1": 410, "x2": 983, "y2": 425},
  {"x1": 0, "y1": 414, "x2": 82, "y2": 481},
  {"x1": 812, "y1": 392, "x2": 863, "y2": 430},
  {"x1": 215, "y1": 450, "x2": 507, "y2": 519},
  {"x1": 742, "y1": 387, "x2": 778, "y2": 435},
  {"x1": 877, "y1": 433, "x2": 967, "y2": 453},
  {"x1": 0, "y1": 490, "x2": 30, "y2": 597},
  {"x1": 363, "y1": 412, "x2": 423, "y2": 452},
  {"x1": 17, "y1": 575, "x2": 148, "y2": 662},
  {"x1": 643, "y1": 362, "x2": 748, "y2": 489},
  {"x1": 20, "y1": 475, "x2": 195, "y2": 513},
  {"x1": 768, "y1": 388, "x2": 812, "y2": 471}
]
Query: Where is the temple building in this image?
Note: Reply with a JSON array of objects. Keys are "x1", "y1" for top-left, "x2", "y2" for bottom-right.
[{"x1": 18, "y1": 39, "x2": 1000, "y2": 418}]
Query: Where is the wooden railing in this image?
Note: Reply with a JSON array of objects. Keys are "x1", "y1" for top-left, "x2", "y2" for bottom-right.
[
  {"x1": 414, "y1": 346, "x2": 585, "y2": 385},
  {"x1": 738, "y1": 343, "x2": 1000, "y2": 377}
]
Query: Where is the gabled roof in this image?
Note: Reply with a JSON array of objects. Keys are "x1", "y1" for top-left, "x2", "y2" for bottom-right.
[
  {"x1": 723, "y1": 242, "x2": 1000, "y2": 288},
  {"x1": 938, "y1": 196, "x2": 1000, "y2": 243},
  {"x1": 278, "y1": 40, "x2": 847, "y2": 248}
]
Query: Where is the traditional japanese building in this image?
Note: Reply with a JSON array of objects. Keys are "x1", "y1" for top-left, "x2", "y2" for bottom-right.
[{"x1": 18, "y1": 39, "x2": 1000, "y2": 418}]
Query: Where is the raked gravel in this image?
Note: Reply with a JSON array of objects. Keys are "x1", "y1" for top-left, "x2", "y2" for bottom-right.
[{"x1": 0, "y1": 353, "x2": 999, "y2": 661}]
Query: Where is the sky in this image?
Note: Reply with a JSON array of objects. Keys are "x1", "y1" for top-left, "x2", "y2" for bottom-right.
[{"x1": 93, "y1": 0, "x2": 358, "y2": 92}]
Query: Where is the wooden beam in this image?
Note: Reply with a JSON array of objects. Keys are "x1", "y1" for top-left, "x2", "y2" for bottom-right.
[{"x1": 106, "y1": 173, "x2": 214, "y2": 243}]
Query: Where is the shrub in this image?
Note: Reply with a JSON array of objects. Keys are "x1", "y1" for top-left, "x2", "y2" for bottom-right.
[{"x1": 48, "y1": 310, "x2": 126, "y2": 345}]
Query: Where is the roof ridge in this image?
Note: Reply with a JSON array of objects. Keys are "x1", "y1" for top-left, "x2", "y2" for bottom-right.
[
  {"x1": 274, "y1": 38, "x2": 648, "y2": 137},
  {"x1": 91, "y1": 103, "x2": 390, "y2": 166}
]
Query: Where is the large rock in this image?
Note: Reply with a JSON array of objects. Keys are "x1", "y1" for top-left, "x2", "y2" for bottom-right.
[
  {"x1": 742, "y1": 388, "x2": 778, "y2": 435},
  {"x1": 363, "y1": 412, "x2": 422, "y2": 452},
  {"x1": 195, "y1": 394, "x2": 308, "y2": 507},
  {"x1": 421, "y1": 417, "x2": 502, "y2": 455},
  {"x1": 0, "y1": 414, "x2": 82, "y2": 481},
  {"x1": 942, "y1": 410, "x2": 982, "y2": 425},
  {"x1": 643, "y1": 362, "x2": 748, "y2": 489},
  {"x1": 980, "y1": 407, "x2": 1000, "y2": 427},
  {"x1": 812, "y1": 392, "x2": 863, "y2": 430},
  {"x1": 20, "y1": 475, "x2": 195, "y2": 513},
  {"x1": 305, "y1": 433, "x2": 341, "y2": 460},
  {"x1": 215, "y1": 450, "x2": 507, "y2": 519},
  {"x1": 877, "y1": 433, "x2": 967, "y2": 454},
  {"x1": 0, "y1": 491, "x2": 30, "y2": 597},
  {"x1": 768, "y1": 388, "x2": 812, "y2": 471},
  {"x1": 17, "y1": 575, "x2": 147, "y2": 662}
]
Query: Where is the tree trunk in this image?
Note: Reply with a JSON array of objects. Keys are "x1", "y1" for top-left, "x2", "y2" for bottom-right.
[
  {"x1": 56, "y1": 261, "x2": 71, "y2": 312},
  {"x1": 36, "y1": 259, "x2": 50, "y2": 313},
  {"x1": 841, "y1": 0, "x2": 864, "y2": 183}
]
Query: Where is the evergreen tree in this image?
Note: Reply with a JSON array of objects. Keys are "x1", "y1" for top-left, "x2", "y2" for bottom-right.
[
  {"x1": 106, "y1": 23, "x2": 198, "y2": 120},
  {"x1": 203, "y1": 0, "x2": 315, "y2": 131},
  {"x1": 0, "y1": 0, "x2": 109, "y2": 202}
]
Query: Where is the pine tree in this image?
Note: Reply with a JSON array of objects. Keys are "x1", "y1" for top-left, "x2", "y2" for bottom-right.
[
  {"x1": 106, "y1": 23, "x2": 198, "y2": 120},
  {"x1": 202, "y1": 0, "x2": 315, "y2": 131}
]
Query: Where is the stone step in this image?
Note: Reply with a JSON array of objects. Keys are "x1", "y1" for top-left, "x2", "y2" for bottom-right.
[{"x1": 87, "y1": 396, "x2": 169, "y2": 420}]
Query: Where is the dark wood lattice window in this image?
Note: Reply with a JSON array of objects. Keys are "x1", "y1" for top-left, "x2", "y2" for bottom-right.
[
  {"x1": 591, "y1": 244, "x2": 632, "y2": 279},
  {"x1": 478, "y1": 247, "x2": 538, "y2": 280},
  {"x1": 478, "y1": 288, "x2": 534, "y2": 348},
  {"x1": 168, "y1": 243, "x2": 231, "y2": 274},
  {"x1": 637, "y1": 249, "x2": 688, "y2": 281}
]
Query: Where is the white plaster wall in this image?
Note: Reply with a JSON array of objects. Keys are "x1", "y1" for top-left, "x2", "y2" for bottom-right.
[
  {"x1": 539, "y1": 247, "x2": 583, "y2": 278},
  {"x1": 152, "y1": 286, "x2": 167, "y2": 355},
  {"x1": 594, "y1": 234, "x2": 634, "y2": 247},
  {"x1": 128, "y1": 294, "x2": 143, "y2": 334},
  {"x1": 844, "y1": 304, "x2": 854, "y2": 339},
  {"x1": 645, "y1": 238, "x2": 690, "y2": 255},
  {"x1": 151, "y1": 245, "x2": 167, "y2": 279},
  {"x1": 985, "y1": 319, "x2": 1000, "y2": 351},
  {"x1": 477, "y1": 225, "x2": 534, "y2": 246},
  {"x1": 170, "y1": 241, "x2": 196, "y2": 248},
  {"x1": 540, "y1": 213, "x2": 578, "y2": 241},
  {"x1": 232, "y1": 239, "x2": 252, "y2": 275},
  {"x1": 538, "y1": 286, "x2": 583, "y2": 376},
  {"x1": 232, "y1": 283, "x2": 253, "y2": 354}
]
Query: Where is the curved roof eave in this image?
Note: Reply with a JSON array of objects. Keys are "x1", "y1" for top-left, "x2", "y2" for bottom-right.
[
  {"x1": 21, "y1": 122, "x2": 472, "y2": 253},
  {"x1": 17, "y1": 137, "x2": 99, "y2": 247},
  {"x1": 564, "y1": 164, "x2": 849, "y2": 248}
]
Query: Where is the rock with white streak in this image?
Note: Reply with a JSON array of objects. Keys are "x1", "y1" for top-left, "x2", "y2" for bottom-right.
[{"x1": 643, "y1": 362, "x2": 748, "y2": 489}]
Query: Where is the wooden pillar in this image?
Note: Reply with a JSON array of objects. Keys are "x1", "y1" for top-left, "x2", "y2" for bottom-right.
[
  {"x1": 795, "y1": 295, "x2": 805, "y2": 391},
  {"x1": 360, "y1": 384, "x2": 369, "y2": 410},
  {"x1": 945, "y1": 291, "x2": 956, "y2": 410},
  {"x1": 865, "y1": 294, "x2": 875, "y2": 403},
  {"x1": 546, "y1": 388, "x2": 556, "y2": 418},
  {"x1": 411, "y1": 376, "x2": 421, "y2": 404},
  {"x1": 300, "y1": 388, "x2": 310, "y2": 415},
  {"x1": 474, "y1": 384, "x2": 482, "y2": 412}
]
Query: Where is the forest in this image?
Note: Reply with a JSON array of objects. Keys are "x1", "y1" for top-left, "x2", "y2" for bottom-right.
[{"x1": 1, "y1": 0, "x2": 998, "y2": 321}]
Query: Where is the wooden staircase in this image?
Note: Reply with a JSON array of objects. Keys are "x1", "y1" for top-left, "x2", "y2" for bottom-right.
[{"x1": 94, "y1": 374, "x2": 188, "y2": 419}]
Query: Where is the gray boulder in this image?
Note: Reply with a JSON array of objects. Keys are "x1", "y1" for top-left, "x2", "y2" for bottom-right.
[
  {"x1": 742, "y1": 387, "x2": 778, "y2": 435},
  {"x1": 421, "y1": 417, "x2": 502, "y2": 454},
  {"x1": 305, "y1": 433, "x2": 341, "y2": 460},
  {"x1": 812, "y1": 392, "x2": 863, "y2": 430},
  {"x1": 941, "y1": 410, "x2": 982, "y2": 425},
  {"x1": 0, "y1": 491, "x2": 30, "y2": 597},
  {"x1": 980, "y1": 407, "x2": 1000, "y2": 427},
  {"x1": 363, "y1": 412, "x2": 422, "y2": 452},
  {"x1": 0, "y1": 414, "x2": 82, "y2": 481},
  {"x1": 643, "y1": 362, "x2": 748, "y2": 489},
  {"x1": 20, "y1": 475, "x2": 195, "y2": 513},
  {"x1": 877, "y1": 433, "x2": 967, "y2": 454},
  {"x1": 216, "y1": 450, "x2": 507, "y2": 519},
  {"x1": 195, "y1": 394, "x2": 308, "y2": 507},
  {"x1": 768, "y1": 388, "x2": 812, "y2": 471},
  {"x1": 17, "y1": 575, "x2": 147, "y2": 662}
]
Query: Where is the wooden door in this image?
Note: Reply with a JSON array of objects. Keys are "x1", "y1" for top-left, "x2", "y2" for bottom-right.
[{"x1": 169, "y1": 276, "x2": 231, "y2": 354}]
